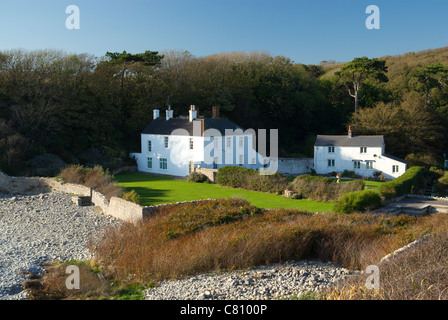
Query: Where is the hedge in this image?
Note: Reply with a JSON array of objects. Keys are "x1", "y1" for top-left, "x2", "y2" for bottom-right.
[
  {"x1": 334, "y1": 189, "x2": 382, "y2": 213},
  {"x1": 379, "y1": 166, "x2": 424, "y2": 199},
  {"x1": 216, "y1": 166, "x2": 290, "y2": 194}
]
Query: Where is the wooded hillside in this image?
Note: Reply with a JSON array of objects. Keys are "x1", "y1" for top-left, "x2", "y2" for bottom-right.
[{"x1": 1, "y1": 47, "x2": 447, "y2": 175}]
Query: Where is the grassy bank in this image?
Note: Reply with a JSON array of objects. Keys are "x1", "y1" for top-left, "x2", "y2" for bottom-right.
[
  {"x1": 91, "y1": 198, "x2": 448, "y2": 285},
  {"x1": 115, "y1": 172, "x2": 334, "y2": 212}
]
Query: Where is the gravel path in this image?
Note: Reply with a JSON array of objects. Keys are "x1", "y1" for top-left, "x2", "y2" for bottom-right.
[
  {"x1": 0, "y1": 192, "x2": 122, "y2": 300},
  {"x1": 144, "y1": 260, "x2": 358, "y2": 300}
]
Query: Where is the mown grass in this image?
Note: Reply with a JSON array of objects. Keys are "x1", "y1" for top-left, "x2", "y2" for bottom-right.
[{"x1": 115, "y1": 172, "x2": 334, "y2": 212}]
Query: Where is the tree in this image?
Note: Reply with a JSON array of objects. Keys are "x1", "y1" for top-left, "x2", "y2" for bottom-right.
[
  {"x1": 103, "y1": 50, "x2": 164, "y2": 105},
  {"x1": 410, "y1": 63, "x2": 448, "y2": 107},
  {"x1": 351, "y1": 92, "x2": 444, "y2": 158},
  {"x1": 335, "y1": 57, "x2": 388, "y2": 120}
]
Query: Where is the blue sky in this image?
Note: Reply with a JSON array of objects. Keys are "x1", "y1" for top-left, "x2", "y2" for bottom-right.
[{"x1": 0, "y1": 0, "x2": 447, "y2": 64}]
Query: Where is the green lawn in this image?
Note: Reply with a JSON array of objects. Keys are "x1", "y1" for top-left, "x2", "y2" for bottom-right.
[
  {"x1": 337, "y1": 178, "x2": 384, "y2": 190},
  {"x1": 115, "y1": 172, "x2": 334, "y2": 212}
]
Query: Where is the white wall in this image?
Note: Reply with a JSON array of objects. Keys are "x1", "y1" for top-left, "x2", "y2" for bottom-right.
[
  {"x1": 314, "y1": 146, "x2": 406, "y2": 179},
  {"x1": 132, "y1": 130, "x2": 267, "y2": 177},
  {"x1": 134, "y1": 134, "x2": 204, "y2": 177}
]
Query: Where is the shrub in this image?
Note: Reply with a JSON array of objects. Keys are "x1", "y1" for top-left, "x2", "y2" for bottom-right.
[
  {"x1": 58, "y1": 164, "x2": 124, "y2": 200},
  {"x1": 187, "y1": 171, "x2": 211, "y2": 183},
  {"x1": 334, "y1": 189, "x2": 382, "y2": 213},
  {"x1": 216, "y1": 166, "x2": 290, "y2": 194},
  {"x1": 122, "y1": 190, "x2": 141, "y2": 204},
  {"x1": 26, "y1": 153, "x2": 67, "y2": 177},
  {"x1": 405, "y1": 153, "x2": 438, "y2": 168},
  {"x1": 379, "y1": 166, "x2": 424, "y2": 199},
  {"x1": 291, "y1": 175, "x2": 365, "y2": 202},
  {"x1": 341, "y1": 170, "x2": 361, "y2": 179}
]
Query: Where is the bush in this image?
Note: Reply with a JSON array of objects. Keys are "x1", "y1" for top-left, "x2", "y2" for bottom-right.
[
  {"x1": 187, "y1": 171, "x2": 211, "y2": 183},
  {"x1": 341, "y1": 170, "x2": 361, "y2": 179},
  {"x1": 216, "y1": 166, "x2": 290, "y2": 194},
  {"x1": 405, "y1": 153, "x2": 438, "y2": 168},
  {"x1": 26, "y1": 153, "x2": 67, "y2": 177},
  {"x1": 379, "y1": 166, "x2": 424, "y2": 199},
  {"x1": 334, "y1": 189, "x2": 382, "y2": 213},
  {"x1": 122, "y1": 190, "x2": 141, "y2": 204},
  {"x1": 291, "y1": 175, "x2": 365, "y2": 202},
  {"x1": 58, "y1": 165, "x2": 124, "y2": 200}
]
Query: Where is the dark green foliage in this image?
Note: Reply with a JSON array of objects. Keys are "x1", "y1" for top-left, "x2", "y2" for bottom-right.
[
  {"x1": 334, "y1": 189, "x2": 382, "y2": 213},
  {"x1": 186, "y1": 171, "x2": 211, "y2": 183},
  {"x1": 26, "y1": 153, "x2": 66, "y2": 177},
  {"x1": 379, "y1": 166, "x2": 425, "y2": 199},
  {"x1": 216, "y1": 166, "x2": 290, "y2": 194},
  {"x1": 291, "y1": 175, "x2": 365, "y2": 202}
]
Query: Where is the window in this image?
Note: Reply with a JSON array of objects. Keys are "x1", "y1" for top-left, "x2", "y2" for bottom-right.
[
  {"x1": 212, "y1": 136, "x2": 219, "y2": 149},
  {"x1": 328, "y1": 159, "x2": 335, "y2": 167},
  {"x1": 164, "y1": 137, "x2": 169, "y2": 149},
  {"x1": 392, "y1": 165, "x2": 399, "y2": 173},
  {"x1": 213, "y1": 157, "x2": 218, "y2": 169},
  {"x1": 239, "y1": 154, "x2": 244, "y2": 166},
  {"x1": 328, "y1": 146, "x2": 335, "y2": 153},
  {"x1": 366, "y1": 161, "x2": 374, "y2": 170},
  {"x1": 148, "y1": 140, "x2": 152, "y2": 152},
  {"x1": 189, "y1": 138, "x2": 194, "y2": 150},
  {"x1": 354, "y1": 161, "x2": 361, "y2": 169},
  {"x1": 160, "y1": 158, "x2": 167, "y2": 170},
  {"x1": 147, "y1": 157, "x2": 152, "y2": 169},
  {"x1": 239, "y1": 137, "x2": 244, "y2": 147},
  {"x1": 226, "y1": 137, "x2": 231, "y2": 148},
  {"x1": 360, "y1": 147, "x2": 367, "y2": 154}
]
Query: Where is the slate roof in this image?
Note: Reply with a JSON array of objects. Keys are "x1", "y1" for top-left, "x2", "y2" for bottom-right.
[
  {"x1": 314, "y1": 135, "x2": 384, "y2": 147},
  {"x1": 141, "y1": 117, "x2": 245, "y2": 137}
]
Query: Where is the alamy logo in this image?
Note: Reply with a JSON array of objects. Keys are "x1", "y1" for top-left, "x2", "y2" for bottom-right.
[
  {"x1": 365, "y1": 5, "x2": 380, "y2": 30},
  {"x1": 365, "y1": 265, "x2": 380, "y2": 289},
  {"x1": 65, "y1": 265, "x2": 80, "y2": 289},
  {"x1": 66, "y1": 5, "x2": 80, "y2": 30}
]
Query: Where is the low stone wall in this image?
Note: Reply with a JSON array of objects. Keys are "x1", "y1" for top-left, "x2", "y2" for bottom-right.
[
  {"x1": 195, "y1": 168, "x2": 218, "y2": 183},
  {"x1": 270, "y1": 158, "x2": 314, "y2": 176},
  {"x1": 38, "y1": 177, "x2": 217, "y2": 224},
  {"x1": 42, "y1": 178, "x2": 109, "y2": 213}
]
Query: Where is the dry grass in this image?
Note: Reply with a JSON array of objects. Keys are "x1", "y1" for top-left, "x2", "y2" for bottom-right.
[
  {"x1": 90, "y1": 198, "x2": 448, "y2": 285},
  {"x1": 323, "y1": 230, "x2": 448, "y2": 300},
  {"x1": 59, "y1": 164, "x2": 124, "y2": 200}
]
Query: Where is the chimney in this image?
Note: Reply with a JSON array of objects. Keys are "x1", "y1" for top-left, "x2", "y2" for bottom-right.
[
  {"x1": 212, "y1": 106, "x2": 219, "y2": 119},
  {"x1": 166, "y1": 106, "x2": 173, "y2": 120},
  {"x1": 153, "y1": 109, "x2": 160, "y2": 120},
  {"x1": 348, "y1": 126, "x2": 352, "y2": 138},
  {"x1": 189, "y1": 105, "x2": 197, "y2": 122}
]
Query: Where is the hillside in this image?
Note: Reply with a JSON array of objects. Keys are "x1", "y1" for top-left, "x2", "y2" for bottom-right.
[{"x1": 320, "y1": 46, "x2": 448, "y2": 79}]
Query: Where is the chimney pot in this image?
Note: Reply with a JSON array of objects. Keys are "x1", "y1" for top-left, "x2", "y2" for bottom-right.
[
  {"x1": 166, "y1": 108, "x2": 173, "y2": 120},
  {"x1": 348, "y1": 125, "x2": 352, "y2": 138},
  {"x1": 153, "y1": 109, "x2": 160, "y2": 120},
  {"x1": 189, "y1": 105, "x2": 197, "y2": 122}
]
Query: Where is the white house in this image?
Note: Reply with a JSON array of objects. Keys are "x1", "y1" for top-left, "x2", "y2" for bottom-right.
[
  {"x1": 130, "y1": 105, "x2": 267, "y2": 177},
  {"x1": 313, "y1": 127, "x2": 407, "y2": 180}
]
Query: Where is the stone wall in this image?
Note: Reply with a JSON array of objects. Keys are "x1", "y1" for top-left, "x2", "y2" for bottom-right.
[
  {"x1": 273, "y1": 158, "x2": 314, "y2": 176},
  {"x1": 195, "y1": 168, "x2": 218, "y2": 183},
  {"x1": 0, "y1": 173, "x2": 217, "y2": 224}
]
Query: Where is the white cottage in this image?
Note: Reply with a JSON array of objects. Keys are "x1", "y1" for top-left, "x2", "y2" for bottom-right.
[
  {"x1": 130, "y1": 106, "x2": 266, "y2": 177},
  {"x1": 313, "y1": 127, "x2": 407, "y2": 180}
]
